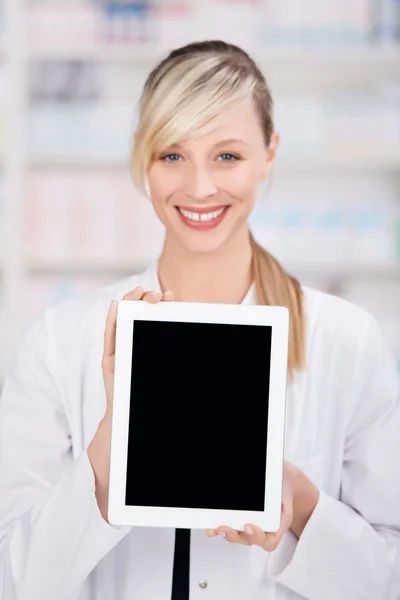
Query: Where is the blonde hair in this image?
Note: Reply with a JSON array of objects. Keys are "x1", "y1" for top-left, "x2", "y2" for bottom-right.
[{"x1": 132, "y1": 41, "x2": 305, "y2": 380}]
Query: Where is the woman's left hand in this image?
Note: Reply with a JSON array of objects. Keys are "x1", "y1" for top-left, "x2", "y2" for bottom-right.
[{"x1": 206, "y1": 461, "x2": 319, "y2": 550}]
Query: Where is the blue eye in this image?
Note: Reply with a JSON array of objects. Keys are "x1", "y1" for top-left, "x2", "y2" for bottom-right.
[
  {"x1": 219, "y1": 153, "x2": 239, "y2": 161},
  {"x1": 161, "y1": 153, "x2": 181, "y2": 162}
]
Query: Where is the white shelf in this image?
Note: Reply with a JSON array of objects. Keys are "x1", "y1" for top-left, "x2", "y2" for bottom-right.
[
  {"x1": 27, "y1": 154, "x2": 400, "y2": 173},
  {"x1": 27, "y1": 43, "x2": 400, "y2": 67},
  {"x1": 284, "y1": 263, "x2": 400, "y2": 280},
  {"x1": 26, "y1": 259, "x2": 400, "y2": 280},
  {"x1": 28, "y1": 156, "x2": 131, "y2": 170},
  {"x1": 274, "y1": 156, "x2": 400, "y2": 173},
  {"x1": 27, "y1": 43, "x2": 400, "y2": 93},
  {"x1": 27, "y1": 259, "x2": 151, "y2": 276},
  {"x1": 28, "y1": 43, "x2": 160, "y2": 64}
]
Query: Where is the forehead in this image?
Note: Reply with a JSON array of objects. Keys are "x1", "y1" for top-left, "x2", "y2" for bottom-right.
[{"x1": 177, "y1": 100, "x2": 263, "y2": 150}]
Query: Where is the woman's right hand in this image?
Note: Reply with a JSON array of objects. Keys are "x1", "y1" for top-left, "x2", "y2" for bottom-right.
[
  {"x1": 102, "y1": 287, "x2": 174, "y2": 416},
  {"x1": 88, "y1": 286, "x2": 174, "y2": 521}
]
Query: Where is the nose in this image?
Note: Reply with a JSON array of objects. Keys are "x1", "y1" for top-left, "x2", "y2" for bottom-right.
[{"x1": 185, "y1": 163, "x2": 217, "y2": 201}]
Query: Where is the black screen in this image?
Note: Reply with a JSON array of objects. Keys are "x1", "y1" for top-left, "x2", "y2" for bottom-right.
[{"x1": 125, "y1": 319, "x2": 271, "y2": 512}]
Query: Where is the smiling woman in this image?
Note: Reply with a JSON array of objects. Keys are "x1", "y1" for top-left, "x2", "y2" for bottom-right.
[
  {"x1": 0, "y1": 39, "x2": 399, "y2": 600},
  {"x1": 132, "y1": 40, "x2": 304, "y2": 379}
]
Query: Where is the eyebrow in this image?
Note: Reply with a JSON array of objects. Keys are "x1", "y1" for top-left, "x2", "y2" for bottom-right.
[
  {"x1": 170, "y1": 138, "x2": 248, "y2": 150},
  {"x1": 213, "y1": 139, "x2": 248, "y2": 147}
]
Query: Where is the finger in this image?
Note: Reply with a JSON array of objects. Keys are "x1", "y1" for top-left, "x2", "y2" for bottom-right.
[
  {"x1": 215, "y1": 526, "x2": 252, "y2": 546},
  {"x1": 241, "y1": 523, "x2": 278, "y2": 551},
  {"x1": 103, "y1": 300, "x2": 118, "y2": 360},
  {"x1": 244, "y1": 497, "x2": 292, "y2": 552},
  {"x1": 122, "y1": 286, "x2": 144, "y2": 301},
  {"x1": 205, "y1": 529, "x2": 219, "y2": 538},
  {"x1": 162, "y1": 290, "x2": 174, "y2": 302},
  {"x1": 142, "y1": 290, "x2": 163, "y2": 303}
]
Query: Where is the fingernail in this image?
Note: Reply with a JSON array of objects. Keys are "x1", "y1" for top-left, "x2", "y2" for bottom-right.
[
  {"x1": 218, "y1": 532, "x2": 226, "y2": 538},
  {"x1": 244, "y1": 525, "x2": 254, "y2": 535}
]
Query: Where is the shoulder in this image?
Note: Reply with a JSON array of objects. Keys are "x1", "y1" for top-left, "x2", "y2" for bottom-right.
[
  {"x1": 300, "y1": 284, "x2": 397, "y2": 398},
  {"x1": 301, "y1": 284, "x2": 375, "y2": 342},
  {"x1": 300, "y1": 284, "x2": 375, "y2": 381},
  {"x1": 23, "y1": 265, "x2": 157, "y2": 355},
  {"x1": 54, "y1": 268, "x2": 151, "y2": 318}
]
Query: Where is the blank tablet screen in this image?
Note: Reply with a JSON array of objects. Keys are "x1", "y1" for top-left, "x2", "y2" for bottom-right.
[{"x1": 125, "y1": 319, "x2": 272, "y2": 512}]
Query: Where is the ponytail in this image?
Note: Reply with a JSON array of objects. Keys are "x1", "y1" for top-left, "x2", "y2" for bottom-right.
[{"x1": 250, "y1": 232, "x2": 306, "y2": 381}]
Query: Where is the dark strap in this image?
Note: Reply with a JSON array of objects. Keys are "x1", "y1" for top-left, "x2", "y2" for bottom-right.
[{"x1": 171, "y1": 528, "x2": 191, "y2": 600}]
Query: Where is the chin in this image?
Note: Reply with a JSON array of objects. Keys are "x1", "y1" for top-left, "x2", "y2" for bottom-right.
[{"x1": 177, "y1": 232, "x2": 230, "y2": 256}]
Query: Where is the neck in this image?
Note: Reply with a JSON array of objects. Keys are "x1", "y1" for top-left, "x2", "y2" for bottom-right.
[{"x1": 158, "y1": 227, "x2": 253, "y2": 304}]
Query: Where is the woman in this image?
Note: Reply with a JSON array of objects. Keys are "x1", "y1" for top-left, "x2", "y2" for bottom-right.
[{"x1": 0, "y1": 40, "x2": 399, "y2": 600}]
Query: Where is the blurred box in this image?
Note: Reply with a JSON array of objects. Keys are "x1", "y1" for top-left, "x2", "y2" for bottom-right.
[{"x1": 26, "y1": 3, "x2": 102, "y2": 52}]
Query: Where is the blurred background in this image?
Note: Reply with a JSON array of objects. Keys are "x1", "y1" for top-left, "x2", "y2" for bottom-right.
[{"x1": 0, "y1": 0, "x2": 399, "y2": 386}]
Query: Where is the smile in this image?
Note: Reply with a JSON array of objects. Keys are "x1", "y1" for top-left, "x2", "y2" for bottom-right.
[{"x1": 177, "y1": 206, "x2": 226, "y2": 222}]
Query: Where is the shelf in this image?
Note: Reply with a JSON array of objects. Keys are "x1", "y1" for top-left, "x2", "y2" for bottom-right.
[
  {"x1": 27, "y1": 154, "x2": 400, "y2": 173},
  {"x1": 27, "y1": 43, "x2": 400, "y2": 69},
  {"x1": 257, "y1": 44, "x2": 400, "y2": 73},
  {"x1": 28, "y1": 43, "x2": 161, "y2": 64},
  {"x1": 283, "y1": 262, "x2": 400, "y2": 280},
  {"x1": 275, "y1": 156, "x2": 400, "y2": 174},
  {"x1": 27, "y1": 259, "x2": 150, "y2": 276},
  {"x1": 26, "y1": 259, "x2": 400, "y2": 280},
  {"x1": 27, "y1": 156, "x2": 131, "y2": 170}
]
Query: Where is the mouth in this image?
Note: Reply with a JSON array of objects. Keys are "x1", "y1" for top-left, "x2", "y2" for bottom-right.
[{"x1": 175, "y1": 205, "x2": 230, "y2": 229}]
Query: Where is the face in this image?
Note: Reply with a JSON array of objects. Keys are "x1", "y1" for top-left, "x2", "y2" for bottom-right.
[{"x1": 147, "y1": 99, "x2": 279, "y2": 255}]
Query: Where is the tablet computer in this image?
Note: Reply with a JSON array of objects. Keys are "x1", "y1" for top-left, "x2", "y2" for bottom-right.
[{"x1": 108, "y1": 300, "x2": 289, "y2": 533}]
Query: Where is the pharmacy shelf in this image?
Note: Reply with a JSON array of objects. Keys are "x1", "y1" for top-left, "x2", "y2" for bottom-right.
[
  {"x1": 27, "y1": 259, "x2": 151, "y2": 276},
  {"x1": 27, "y1": 156, "x2": 132, "y2": 170},
  {"x1": 27, "y1": 154, "x2": 400, "y2": 173},
  {"x1": 277, "y1": 158, "x2": 400, "y2": 173},
  {"x1": 26, "y1": 259, "x2": 400, "y2": 280},
  {"x1": 27, "y1": 42, "x2": 400, "y2": 92},
  {"x1": 28, "y1": 43, "x2": 160, "y2": 64},
  {"x1": 27, "y1": 43, "x2": 400, "y2": 69},
  {"x1": 283, "y1": 263, "x2": 400, "y2": 280}
]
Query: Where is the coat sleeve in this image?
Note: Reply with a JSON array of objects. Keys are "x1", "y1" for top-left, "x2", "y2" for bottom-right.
[
  {"x1": 266, "y1": 314, "x2": 400, "y2": 600},
  {"x1": 0, "y1": 307, "x2": 131, "y2": 600}
]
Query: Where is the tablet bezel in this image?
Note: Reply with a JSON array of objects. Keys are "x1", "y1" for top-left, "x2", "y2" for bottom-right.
[{"x1": 108, "y1": 300, "x2": 289, "y2": 533}]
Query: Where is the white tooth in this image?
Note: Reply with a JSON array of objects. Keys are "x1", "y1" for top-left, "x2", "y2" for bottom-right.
[{"x1": 179, "y1": 207, "x2": 225, "y2": 222}]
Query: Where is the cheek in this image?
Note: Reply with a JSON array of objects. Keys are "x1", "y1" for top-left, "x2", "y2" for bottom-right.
[
  {"x1": 147, "y1": 165, "x2": 176, "y2": 210},
  {"x1": 221, "y1": 164, "x2": 259, "y2": 204}
]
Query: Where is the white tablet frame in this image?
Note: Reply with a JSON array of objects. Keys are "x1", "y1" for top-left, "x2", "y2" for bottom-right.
[{"x1": 108, "y1": 300, "x2": 289, "y2": 533}]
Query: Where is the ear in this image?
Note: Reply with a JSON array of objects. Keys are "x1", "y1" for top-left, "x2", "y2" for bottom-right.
[{"x1": 261, "y1": 130, "x2": 280, "y2": 180}]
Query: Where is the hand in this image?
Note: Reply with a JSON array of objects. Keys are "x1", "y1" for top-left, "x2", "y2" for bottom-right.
[
  {"x1": 102, "y1": 287, "x2": 174, "y2": 417},
  {"x1": 206, "y1": 461, "x2": 319, "y2": 550},
  {"x1": 88, "y1": 286, "x2": 173, "y2": 521}
]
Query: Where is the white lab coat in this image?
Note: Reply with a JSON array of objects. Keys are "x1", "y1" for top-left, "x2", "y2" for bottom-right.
[{"x1": 0, "y1": 261, "x2": 399, "y2": 600}]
